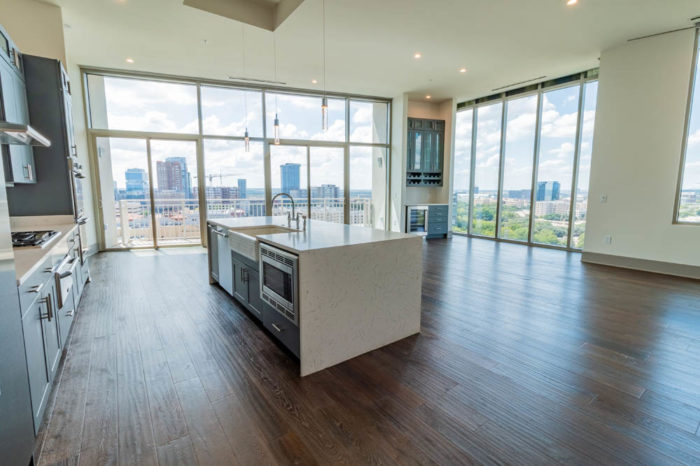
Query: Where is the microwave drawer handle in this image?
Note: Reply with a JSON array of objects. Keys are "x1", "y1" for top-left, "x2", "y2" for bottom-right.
[{"x1": 271, "y1": 323, "x2": 283, "y2": 333}]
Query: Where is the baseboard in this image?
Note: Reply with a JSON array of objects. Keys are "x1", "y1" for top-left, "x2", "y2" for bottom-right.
[
  {"x1": 581, "y1": 252, "x2": 700, "y2": 280},
  {"x1": 86, "y1": 244, "x2": 99, "y2": 257}
]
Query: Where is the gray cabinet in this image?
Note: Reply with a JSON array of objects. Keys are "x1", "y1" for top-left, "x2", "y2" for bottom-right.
[
  {"x1": 406, "y1": 118, "x2": 444, "y2": 187},
  {"x1": 232, "y1": 251, "x2": 263, "y2": 321},
  {"x1": 262, "y1": 302, "x2": 300, "y2": 358},
  {"x1": 427, "y1": 204, "x2": 449, "y2": 239}
]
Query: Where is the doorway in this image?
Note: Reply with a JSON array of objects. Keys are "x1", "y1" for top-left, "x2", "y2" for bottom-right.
[{"x1": 95, "y1": 136, "x2": 200, "y2": 249}]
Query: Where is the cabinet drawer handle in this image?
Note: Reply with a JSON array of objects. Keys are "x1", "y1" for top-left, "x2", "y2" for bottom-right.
[
  {"x1": 271, "y1": 323, "x2": 283, "y2": 333},
  {"x1": 66, "y1": 310, "x2": 75, "y2": 318},
  {"x1": 29, "y1": 283, "x2": 44, "y2": 294}
]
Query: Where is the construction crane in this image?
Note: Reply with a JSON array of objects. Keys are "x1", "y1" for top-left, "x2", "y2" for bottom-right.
[{"x1": 192, "y1": 171, "x2": 242, "y2": 186}]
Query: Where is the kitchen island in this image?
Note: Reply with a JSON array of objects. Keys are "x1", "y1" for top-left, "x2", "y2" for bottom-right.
[{"x1": 207, "y1": 216, "x2": 423, "y2": 376}]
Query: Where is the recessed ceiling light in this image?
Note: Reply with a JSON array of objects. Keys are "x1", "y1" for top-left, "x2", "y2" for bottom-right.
[
  {"x1": 311, "y1": 79, "x2": 318, "y2": 84},
  {"x1": 125, "y1": 58, "x2": 134, "y2": 64},
  {"x1": 425, "y1": 95, "x2": 431, "y2": 100},
  {"x1": 566, "y1": 0, "x2": 578, "y2": 5},
  {"x1": 459, "y1": 67, "x2": 467, "y2": 73},
  {"x1": 414, "y1": 52, "x2": 422, "y2": 59}
]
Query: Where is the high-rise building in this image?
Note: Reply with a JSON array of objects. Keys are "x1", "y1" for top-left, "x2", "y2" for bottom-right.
[
  {"x1": 320, "y1": 184, "x2": 339, "y2": 199},
  {"x1": 536, "y1": 181, "x2": 560, "y2": 201},
  {"x1": 156, "y1": 157, "x2": 191, "y2": 197},
  {"x1": 125, "y1": 168, "x2": 148, "y2": 199},
  {"x1": 281, "y1": 163, "x2": 301, "y2": 193},
  {"x1": 237, "y1": 178, "x2": 247, "y2": 199}
]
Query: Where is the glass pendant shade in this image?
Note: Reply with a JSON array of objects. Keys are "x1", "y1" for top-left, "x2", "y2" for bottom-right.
[
  {"x1": 244, "y1": 128, "x2": 250, "y2": 152},
  {"x1": 273, "y1": 114, "x2": 280, "y2": 144},
  {"x1": 321, "y1": 96, "x2": 328, "y2": 131}
]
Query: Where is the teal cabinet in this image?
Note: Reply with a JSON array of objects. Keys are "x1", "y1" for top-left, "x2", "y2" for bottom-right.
[
  {"x1": 406, "y1": 118, "x2": 444, "y2": 186},
  {"x1": 0, "y1": 38, "x2": 36, "y2": 185}
]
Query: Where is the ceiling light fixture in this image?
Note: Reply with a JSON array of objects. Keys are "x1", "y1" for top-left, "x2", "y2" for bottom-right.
[
  {"x1": 241, "y1": 25, "x2": 250, "y2": 152},
  {"x1": 425, "y1": 95, "x2": 431, "y2": 100},
  {"x1": 566, "y1": 0, "x2": 578, "y2": 5},
  {"x1": 321, "y1": 0, "x2": 328, "y2": 131},
  {"x1": 312, "y1": 79, "x2": 318, "y2": 84},
  {"x1": 459, "y1": 67, "x2": 467, "y2": 73},
  {"x1": 414, "y1": 52, "x2": 422, "y2": 59},
  {"x1": 125, "y1": 57, "x2": 134, "y2": 63},
  {"x1": 273, "y1": 33, "x2": 280, "y2": 145}
]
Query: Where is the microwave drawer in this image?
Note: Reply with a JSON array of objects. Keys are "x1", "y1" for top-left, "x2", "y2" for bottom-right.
[{"x1": 262, "y1": 302, "x2": 299, "y2": 358}]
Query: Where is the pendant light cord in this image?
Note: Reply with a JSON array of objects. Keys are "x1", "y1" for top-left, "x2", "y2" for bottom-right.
[
  {"x1": 241, "y1": 24, "x2": 248, "y2": 127},
  {"x1": 273, "y1": 32, "x2": 278, "y2": 113},
  {"x1": 322, "y1": 0, "x2": 326, "y2": 98}
]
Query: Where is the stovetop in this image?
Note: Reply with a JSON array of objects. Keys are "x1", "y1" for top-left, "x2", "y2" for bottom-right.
[{"x1": 12, "y1": 230, "x2": 60, "y2": 248}]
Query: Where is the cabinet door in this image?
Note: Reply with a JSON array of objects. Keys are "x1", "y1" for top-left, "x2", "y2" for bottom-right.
[
  {"x1": 411, "y1": 131, "x2": 423, "y2": 171},
  {"x1": 217, "y1": 233, "x2": 233, "y2": 295},
  {"x1": 232, "y1": 259, "x2": 249, "y2": 304},
  {"x1": 208, "y1": 226, "x2": 219, "y2": 281},
  {"x1": 246, "y1": 268, "x2": 263, "y2": 321},
  {"x1": 0, "y1": 58, "x2": 17, "y2": 122},
  {"x1": 58, "y1": 287, "x2": 76, "y2": 348},
  {"x1": 21, "y1": 297, "x2": 50, "y2": 432},
  {"x1": 42, "y1": 284, "x2": 62, "y2": 380}
]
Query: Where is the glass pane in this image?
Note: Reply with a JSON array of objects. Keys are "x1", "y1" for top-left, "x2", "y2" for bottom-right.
[
  {"x1": 150, "y1": 140, "x2": 199, "y2": 246},
  {"x1": 471, "y1": 102, "x2": 502, "y2": 237},
  {"x1": 533, "y1": 85, "x2": 581, "y2": 246},
  {"x1": 452, "y1": 109, "x2": 472, "y2": 233},
  {"x1": 413, "y1": 132, "x2": 423, "y2": 170},
  {"x1": 87, "y1": 74, "x2": 198, "y2": 133},
  {"x1": 270, "y1": 145, "x2": 308, "y2": 216},
  {"x1": 499, "y1": 95, "x2": 537, "y2": 242},
  {"x1": 679, "y1": 41, "x2": 700, "y2": 223},
  {"x1": 201, "y1": 86, "x2": 263, "y2": 137},
  {"x1": 572, "y1": 81, "x2": 598, "y2": 248},
  {"x1": 349, "y1": 100, "x2": 389, "y2": 143},
  {"x1": 265, "y1": 93, "x2": 345, "y2": 142},
  {"x1": 350, "y1": 146, "x2": 387, "y2": 228},
  {"x1": 95, "y1": 137, "x2": 153, "y2": 248},
  {"x1": 203, "y1": 139, "x2": 265, "y2": 219},
  {"x1": 309, "y1": 147, "x2": 344, "y2": 224}
]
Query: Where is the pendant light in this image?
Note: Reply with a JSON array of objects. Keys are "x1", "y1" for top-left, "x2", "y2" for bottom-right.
[
  {"x1": 321, "y1": 0, "x2": 328, "y2": 131},
  {"x1": 273, "y1": 32, "x2": 280, "y2": 144},
  {"x1": 241, "y1": 25, "x2": 250, "y2": 152}
]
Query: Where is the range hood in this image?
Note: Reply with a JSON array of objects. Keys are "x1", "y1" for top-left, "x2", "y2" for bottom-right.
[{"x1": 0, "y1": 122, "x2": 51, "y2": 147}]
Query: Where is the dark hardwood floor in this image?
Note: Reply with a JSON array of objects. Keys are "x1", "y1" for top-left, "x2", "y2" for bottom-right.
[{"x1": 36, "y1": 237, "x2": 700, "y2": 465}]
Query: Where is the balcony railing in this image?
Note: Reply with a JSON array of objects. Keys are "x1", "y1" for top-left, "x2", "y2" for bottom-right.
[{"x1": 112, "y1": 197, "x2": 372, "y2": 247}]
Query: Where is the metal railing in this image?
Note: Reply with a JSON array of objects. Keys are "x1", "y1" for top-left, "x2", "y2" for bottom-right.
[{"x1": 113, "y1": 197, "x2": 372, "y2": 247}]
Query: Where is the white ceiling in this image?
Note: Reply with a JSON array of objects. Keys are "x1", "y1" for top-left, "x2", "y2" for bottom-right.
[{"x1": 51, "y1": 0, "x2": 699, "y2": 102}]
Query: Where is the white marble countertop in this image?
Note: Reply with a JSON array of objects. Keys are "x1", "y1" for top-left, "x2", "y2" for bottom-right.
[
  {"x1": 207, "y1": 216, "x2": 417, "y2": 254},
  {"x1": 11, "y1": 216, "x2": 78, "y2": 285}
]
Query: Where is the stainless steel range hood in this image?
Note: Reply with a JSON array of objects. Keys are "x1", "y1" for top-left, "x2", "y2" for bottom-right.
[{"x1": 0, "y1": 122, "x2": 51, "y2": 147}]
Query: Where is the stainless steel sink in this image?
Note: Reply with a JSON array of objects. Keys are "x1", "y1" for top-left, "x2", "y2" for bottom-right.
[{"x1": 228, "y1": 225, "x2": 298, "y2": 262}]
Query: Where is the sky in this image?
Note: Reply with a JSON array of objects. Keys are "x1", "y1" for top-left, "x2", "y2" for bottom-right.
[
  {"x1": 91, "y1": 75, "x2": 389, "y2": 195},
  {"x1": 453, "y1": 81, "x2": 598, "y2": 198}
]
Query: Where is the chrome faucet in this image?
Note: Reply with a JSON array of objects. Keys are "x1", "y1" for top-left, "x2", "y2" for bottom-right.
[{"x1": 271, "y1": 192, "x2": 295, "y2": 226}]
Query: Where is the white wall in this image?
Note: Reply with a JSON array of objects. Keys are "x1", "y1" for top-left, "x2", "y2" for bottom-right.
[
  {"x1": 584, "y1": 28, "x2": 700, "y2": 267},
  {"x1": 1, "y1": 0, "x2": 98, "y2": 251}
]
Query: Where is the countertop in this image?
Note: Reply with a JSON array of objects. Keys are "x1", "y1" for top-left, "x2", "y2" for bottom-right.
[
  {"x1": 207, "y1": 216, "x2": 418, "y2": 254},
  {"x1": 11, "y1": 216, "x2": 78, "y2": 285}
]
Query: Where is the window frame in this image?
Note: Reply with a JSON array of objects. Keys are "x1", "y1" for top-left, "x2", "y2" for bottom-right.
[{"x1": 674, "y1": 27, "x2": 700, "y2": 226}]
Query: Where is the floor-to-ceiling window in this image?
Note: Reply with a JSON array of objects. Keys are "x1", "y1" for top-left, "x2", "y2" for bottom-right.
[
  {"x1": 676, "y1": 31, "x2": 700, "y2": 224},
  {"x1": 452, "y1": 70, "x2": 598, "y2": 250},
  {"x1": 84, "y1": 71, "x2": 390, "y2": 249}
]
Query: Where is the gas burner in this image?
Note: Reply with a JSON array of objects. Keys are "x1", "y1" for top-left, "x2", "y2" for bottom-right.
[{"x1": 12, "y1": 230, "x2": 60, "y2": 248}]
